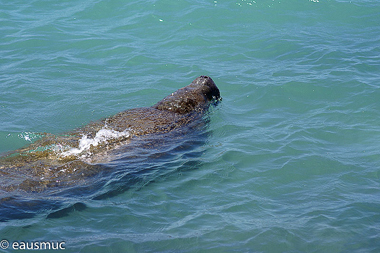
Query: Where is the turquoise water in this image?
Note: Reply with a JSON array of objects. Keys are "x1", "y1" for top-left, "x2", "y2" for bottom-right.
[{"x1": 1, "y1": 0, "x2": 380, "y2": 252}]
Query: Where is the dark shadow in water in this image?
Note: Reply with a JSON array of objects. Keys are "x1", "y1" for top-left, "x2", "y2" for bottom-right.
[
  {"x1": 0, "y1": 116, "x2": 211, "y2": 222},
  {"x1": 93, "y1": 128, "x2": 208, "y2": 201},
  {"x1": 47, "y1": 202, "x2": 87, "y2": 219}
]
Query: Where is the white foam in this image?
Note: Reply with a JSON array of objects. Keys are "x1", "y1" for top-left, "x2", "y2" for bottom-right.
[
  {"x1": 18, "y1": 132, "x2": 45, "y2": 142},
  {"x1": 60, "y1": 128, "x2": 130, "y2": 158}
]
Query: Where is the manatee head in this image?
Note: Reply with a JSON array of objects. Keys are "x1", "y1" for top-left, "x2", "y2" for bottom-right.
[
  {"x1": 153, "y1": 76, "x2": 220, "y2": 114},
  {"x1": 189, "y1": 75, "x2": 220, "y2": 101}
]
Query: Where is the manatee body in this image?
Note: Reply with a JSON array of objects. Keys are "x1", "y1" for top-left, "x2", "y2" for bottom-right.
[{"x1": 0, "y1": 76, "x2": 220, "y2": 192}]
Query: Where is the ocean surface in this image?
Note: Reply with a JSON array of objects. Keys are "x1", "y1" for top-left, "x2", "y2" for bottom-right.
[{"x1": 1, "y1": 0, "x2": 380, "y2": 252}]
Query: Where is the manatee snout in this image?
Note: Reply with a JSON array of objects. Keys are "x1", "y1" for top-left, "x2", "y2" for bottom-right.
[
  {"x1": 154, "y1": 75, "x2": 220, "y2": 114},
  {"x1": 192, "y1": 75, "x2": 220, "y2": 101}
]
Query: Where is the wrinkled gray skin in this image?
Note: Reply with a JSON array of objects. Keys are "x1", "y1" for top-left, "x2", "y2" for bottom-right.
[{"x1": 0, "y1": 76, "x2": 220, "y2": 192}]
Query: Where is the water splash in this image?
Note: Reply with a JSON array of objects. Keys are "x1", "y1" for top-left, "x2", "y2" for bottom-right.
[
  {"x1": 18, "y1": 132, "x2": 46, "y2": 142},
  {"x1": 60, "y1": 128, "x2": 131, "y2": 158}
]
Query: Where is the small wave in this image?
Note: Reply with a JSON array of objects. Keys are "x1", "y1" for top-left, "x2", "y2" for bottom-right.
[
  {"x1": 18, "y1": 132, "x2": 46, "y2": 142},
  {"x1": 60, "y1": 128, "x2": 130, "y2": 158}
]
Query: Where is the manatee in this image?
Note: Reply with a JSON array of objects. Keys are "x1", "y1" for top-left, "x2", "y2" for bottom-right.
[{"x1": 0, "y1": 76, "x2": 221, "y2": 193}]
